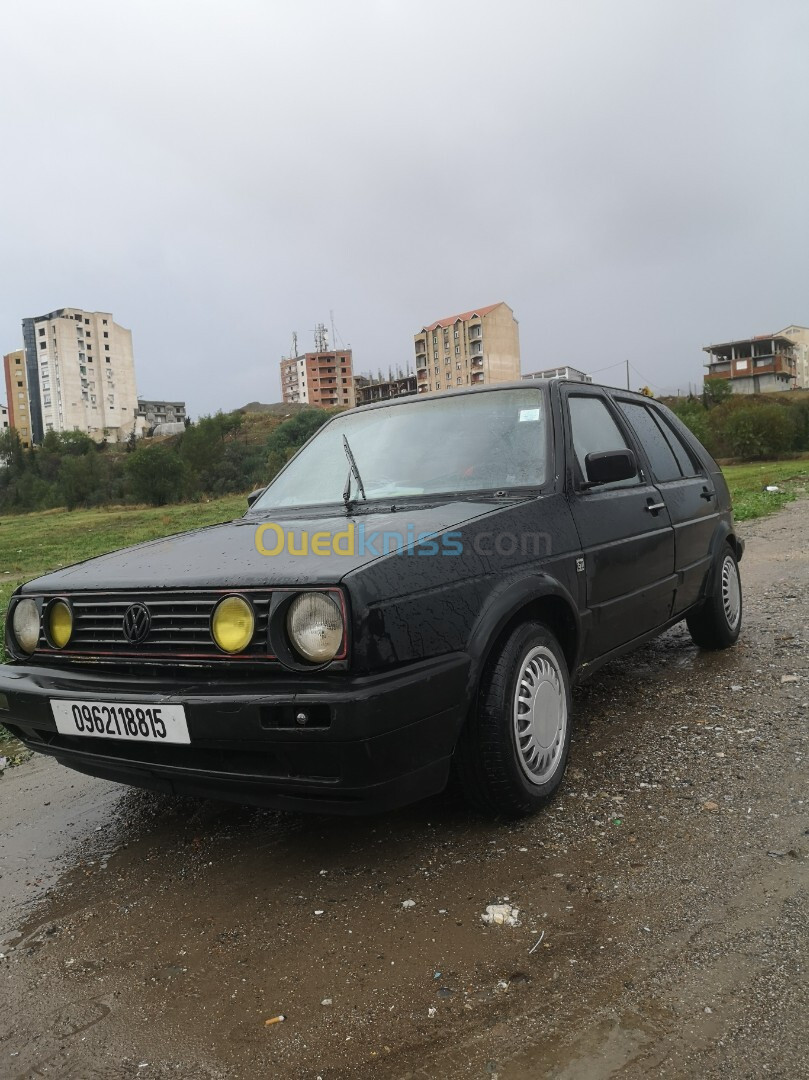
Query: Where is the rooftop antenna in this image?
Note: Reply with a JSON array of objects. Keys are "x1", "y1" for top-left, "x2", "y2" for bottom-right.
[
  {"x1": 314, "y1": 322, "x2": 328, "y2": 352},
  {"x1": 291, "y1": 331, "x2": 298, "y2": 358},
  {"x1": 330, "y1": 310, "x2": 346, "y2": 349}
]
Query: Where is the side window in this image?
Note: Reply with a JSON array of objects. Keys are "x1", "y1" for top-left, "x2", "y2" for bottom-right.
[
  {"x1": 567, "y1": 395, "x2": 637, "y2": 488},
  {"x1": 618, "y1": 402, "x2": 681, "y2": 483},
  {"x1": 654, "y1": 411, "x2": 702, "y2": 477}
]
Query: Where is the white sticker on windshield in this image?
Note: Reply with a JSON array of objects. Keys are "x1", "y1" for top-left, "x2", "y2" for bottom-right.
[{"x1": 519, "y1": 409, "x2": 540, "y2": 422}]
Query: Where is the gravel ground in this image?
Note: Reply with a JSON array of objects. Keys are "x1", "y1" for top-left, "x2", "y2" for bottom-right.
[{"x1": 0, "y1": 502, "x2": 806, "y2": 1080}]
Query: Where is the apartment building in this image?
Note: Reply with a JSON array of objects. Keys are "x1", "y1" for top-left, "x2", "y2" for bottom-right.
[
  {"x1": 137, "y1": 399, "x2": 187, "y2": 430},
  {"x1": 413, "y1": 302, "x2": 520, "y2": 394},
  {"x1": 280, "y1": 349, "x2": 355, "y2": 408},
  {"x1": 3, "y1": 349, "x2": 33, "y2": 447},
  {"x1": 21, "y1": 308, "x2": 138, "y2": 443},
  {"x1": 1, "y1": 403, "x2": 8, "y2": 431},
  {"x1": 523, "y1": 365, "x2": 592, "y2": 384},
  {"x1": 703, "y1": 329, "x2": 800, "y2": 394}
]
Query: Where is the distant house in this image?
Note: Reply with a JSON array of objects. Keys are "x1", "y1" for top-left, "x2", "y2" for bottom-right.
[
  {"x1": 703, "y1": 327, "x2": 808, "y2": 394},
  {"x1": 137, "y1": 399, "x2": 187, "y2": 432},
  {"x1": 523, "y1": 365, "x2": 592, "y2": 384}
]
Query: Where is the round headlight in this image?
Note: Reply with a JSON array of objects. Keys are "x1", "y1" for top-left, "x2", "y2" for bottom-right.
[
  {"x1": 211, "y1": 595, "x2": 255, "y2": 654},
  {"x1": 48, "y1": 600, "x2": 73, "y2": 649},
  {"x1": 12, "y1": 598, "x2": 40, "y2": 654},
  {"x1": 286, "y1": 592, "x2": 343, "y2": 663}
]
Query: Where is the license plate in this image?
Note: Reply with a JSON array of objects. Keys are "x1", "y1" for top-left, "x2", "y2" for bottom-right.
[{"x1": 51, "y1": 699, "x2": 190, "y2": 744}]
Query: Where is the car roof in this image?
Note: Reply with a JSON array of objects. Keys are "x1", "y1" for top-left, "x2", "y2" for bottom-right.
[{"x1": 349, "y1": 379, "x2": 659, "y2": 416}]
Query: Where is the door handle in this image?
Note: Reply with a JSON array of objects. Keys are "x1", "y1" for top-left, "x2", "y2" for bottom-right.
[
  {"x1": 645, "y1": 501, "x2": 666, "y2": 513},
  {"x1": 700, "y1": 487, "x2": 715, "y2": 501}
]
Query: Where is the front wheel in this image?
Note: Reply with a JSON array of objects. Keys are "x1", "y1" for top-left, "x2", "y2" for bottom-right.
[
  {"x1": 686, "y1": 543, "x2": 742, "y2": 649},
  {"x1": 453, "y1": 621, "x2": 572, "y2": 818}
]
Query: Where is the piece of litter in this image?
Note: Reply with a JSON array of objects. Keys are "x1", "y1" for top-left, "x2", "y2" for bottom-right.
[
  {"x1": 433, "y1": 971, "x2": 441, "y2": 979},
  {"x1": 528, "y1": 931, "x2": 545, "y2": 954},
  {"x1": 704, "y1": 1006, "x2": 713, "y2": 1014},
  {"x1": 314, "y1": 910, "x2": 324, "y2": 916},
  {"x1": 702, "y1": 801, "x2": 719, "y2": 812},
  {"x1": 264, "y1": 1014, "x2": 285, "y2": 1026},
  {"x1": 765, "y1": 485, "x2": 780, "y2": 493},
  {"x1": 481, "y1": 903, "x2": 520, "y2": 927},
  {"x1": 781, "y1": 675, "x2": 799, "y2": 684},
  {"x1": 321, "y1": 998, "x2": 332, "y2": 1006},
  {"x1": 428, "y1": 1007, "x2": 437, "y2": 1018},
  {"x1": 402, "y1": 899, "x2": 416, "y2": 909}
]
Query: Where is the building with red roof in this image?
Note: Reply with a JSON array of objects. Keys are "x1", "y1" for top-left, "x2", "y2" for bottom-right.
[{"x1": 413, "y1": 302, "x2": 520, "y2": 393}]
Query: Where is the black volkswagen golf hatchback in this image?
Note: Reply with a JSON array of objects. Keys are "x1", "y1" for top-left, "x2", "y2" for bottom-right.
[{"x1": 1, "y1": 381, "x2": 743, "y2": 817}]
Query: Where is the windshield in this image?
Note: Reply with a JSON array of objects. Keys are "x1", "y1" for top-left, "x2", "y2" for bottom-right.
[{"x1": 253, "y1": 387, "x2": 548, "y2": 510}]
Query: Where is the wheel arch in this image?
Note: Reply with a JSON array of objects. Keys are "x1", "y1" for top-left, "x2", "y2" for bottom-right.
[{"x1": 466, "y1": 577, "x2": 581, "y2": 698}]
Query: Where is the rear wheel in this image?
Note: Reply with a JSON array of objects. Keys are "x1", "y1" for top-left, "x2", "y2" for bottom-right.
[
  {"x1": 686, "y1": 543, "x2": 742, "y2": 649},
  {"x1": 454, "y1": 621, "x2": 571, "y2": 817}
]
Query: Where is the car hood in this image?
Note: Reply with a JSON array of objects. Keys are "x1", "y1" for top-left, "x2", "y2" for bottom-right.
[{"x1": 21, "y1": 501, "x2": 505, "y2": 593}]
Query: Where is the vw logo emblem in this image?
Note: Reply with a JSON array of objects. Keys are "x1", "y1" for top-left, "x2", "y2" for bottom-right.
[{"x1": 122, "y1": 603, "x2": 151, "y2": 644}]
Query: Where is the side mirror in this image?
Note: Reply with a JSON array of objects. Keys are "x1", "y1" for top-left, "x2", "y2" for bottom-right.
[
  {"x1": 246, "y1": 487, "x2": 266, "y2": 508},
  {"x1": 584, "y1": 449, "x2": 637, "y2": 486}
]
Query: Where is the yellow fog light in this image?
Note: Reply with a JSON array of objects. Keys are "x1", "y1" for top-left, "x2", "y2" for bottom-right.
[
  {"x1": 211, "y1": 595, "x2": 255, "y2": 654},
  {"x1": 48, "y1": 599, "x2": 73, "y2": 649},
  {"x1": 12, "y1": 598, "x2": 40, "y2": 654}
]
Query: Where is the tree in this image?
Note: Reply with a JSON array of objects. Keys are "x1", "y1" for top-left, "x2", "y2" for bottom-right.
[
  {"x1": 124, "y1": 446, "x2": 190, "y2": 505},
  {"x1": 702, "y1": 379, "x2": 732, "y2": 408}
]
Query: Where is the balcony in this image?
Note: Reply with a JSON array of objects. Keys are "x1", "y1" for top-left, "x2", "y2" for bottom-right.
[
  {"x1": 471, "y1": 371, "x2": 484, "y2": 384},
  {"x1": 468, "y1": 326, "x2": 482, "y2": 341}
]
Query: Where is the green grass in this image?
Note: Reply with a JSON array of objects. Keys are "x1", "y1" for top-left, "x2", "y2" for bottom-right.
[{"x1": 723, "y1": 458, "x2": 809, "y2": 521}]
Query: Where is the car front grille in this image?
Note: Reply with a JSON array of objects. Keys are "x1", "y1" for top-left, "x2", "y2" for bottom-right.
[{"x1": 34, "y1": 590, "x2": 273, "y2": 662}]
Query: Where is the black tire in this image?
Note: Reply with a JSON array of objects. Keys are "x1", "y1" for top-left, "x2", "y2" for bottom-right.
[
  {"x1": 453, "y1": 621, "x2": 572, "y2": 818},
  {"x1": 686, "y1": 543, "x2": 743, "y2": 650}
]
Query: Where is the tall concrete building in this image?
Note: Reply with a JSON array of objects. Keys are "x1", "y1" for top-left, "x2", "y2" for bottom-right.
[
  {"x1": 413, "y1": 302, "x2": 520, "y2": 394},
  {"x1": 3, "y1": 349, "x2": 33, "y2": 447},
  {"x1": 703, "y1": 328, "x2": 802, "y2": 394},
  {"x1": 280, "y1": 347, "x2": 355, "y2": 408},
  {"x1": 21, "y1": 308, "x2": 138, "y2": 443},
  {"x1": 1, "y1": 402, "x2": 8, "y2": 432},
  {"x1": 779, "y1": 325, "x2": 809, "y2": 388}
]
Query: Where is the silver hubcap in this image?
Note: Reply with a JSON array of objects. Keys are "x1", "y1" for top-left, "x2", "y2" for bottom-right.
[
  {"x1": 513, "y1": 645, "x2": 567, "y2": 785},
  {"x1": 721, "y1": 554, "x2": 741, "y2": 630}
]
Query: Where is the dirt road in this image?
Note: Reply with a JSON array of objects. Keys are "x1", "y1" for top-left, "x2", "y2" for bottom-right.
[{"x1": 1, "y1": 503, "x2": 807, "y2": 1080}]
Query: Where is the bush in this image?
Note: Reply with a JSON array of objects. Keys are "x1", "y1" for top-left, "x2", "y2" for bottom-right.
[
  {"x1": 722, "y1": 404, "x2": 796, "y2": 459},
  {"x1": 124, "y1": 446, "x2": 190, "y2": 505}
]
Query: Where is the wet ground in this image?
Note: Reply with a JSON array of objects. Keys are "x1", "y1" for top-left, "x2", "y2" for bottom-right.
[{"x1": 1, "y1": 504, "x2": 807, "y2": 1080}]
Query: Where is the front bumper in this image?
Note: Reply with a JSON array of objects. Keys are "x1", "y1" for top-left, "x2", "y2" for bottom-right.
[{"x1": 0, "y1": 654, "x2": 470, "y2": 814}]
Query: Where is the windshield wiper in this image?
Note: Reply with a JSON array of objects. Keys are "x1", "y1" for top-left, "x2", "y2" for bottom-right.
[{"x1": 342, "y1": 435, "x2": 367, "y2": 509}]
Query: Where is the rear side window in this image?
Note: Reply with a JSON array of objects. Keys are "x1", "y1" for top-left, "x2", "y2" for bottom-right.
[
  {"x1": 654, "y1": 411, "x2": 702, "y2": 477},
  {"x1": 618, "y1": 402, "x2": 682, "y2": 483},
  {"x1": 568, "y1": 395, "x2": 637, "y2": 488}
]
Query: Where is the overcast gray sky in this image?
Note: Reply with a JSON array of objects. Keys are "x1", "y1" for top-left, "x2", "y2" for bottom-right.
[{"x1": 2, "y1": 0, "x2": 807, "y2": 415}]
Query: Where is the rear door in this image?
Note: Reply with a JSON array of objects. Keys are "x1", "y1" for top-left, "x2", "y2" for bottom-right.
[
  {"x1": 613, "y1": 397, "x2": 718, "y2": 613},
  {"x1": 561, "y1": 386, "x2": 676, "y2": 660}
]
